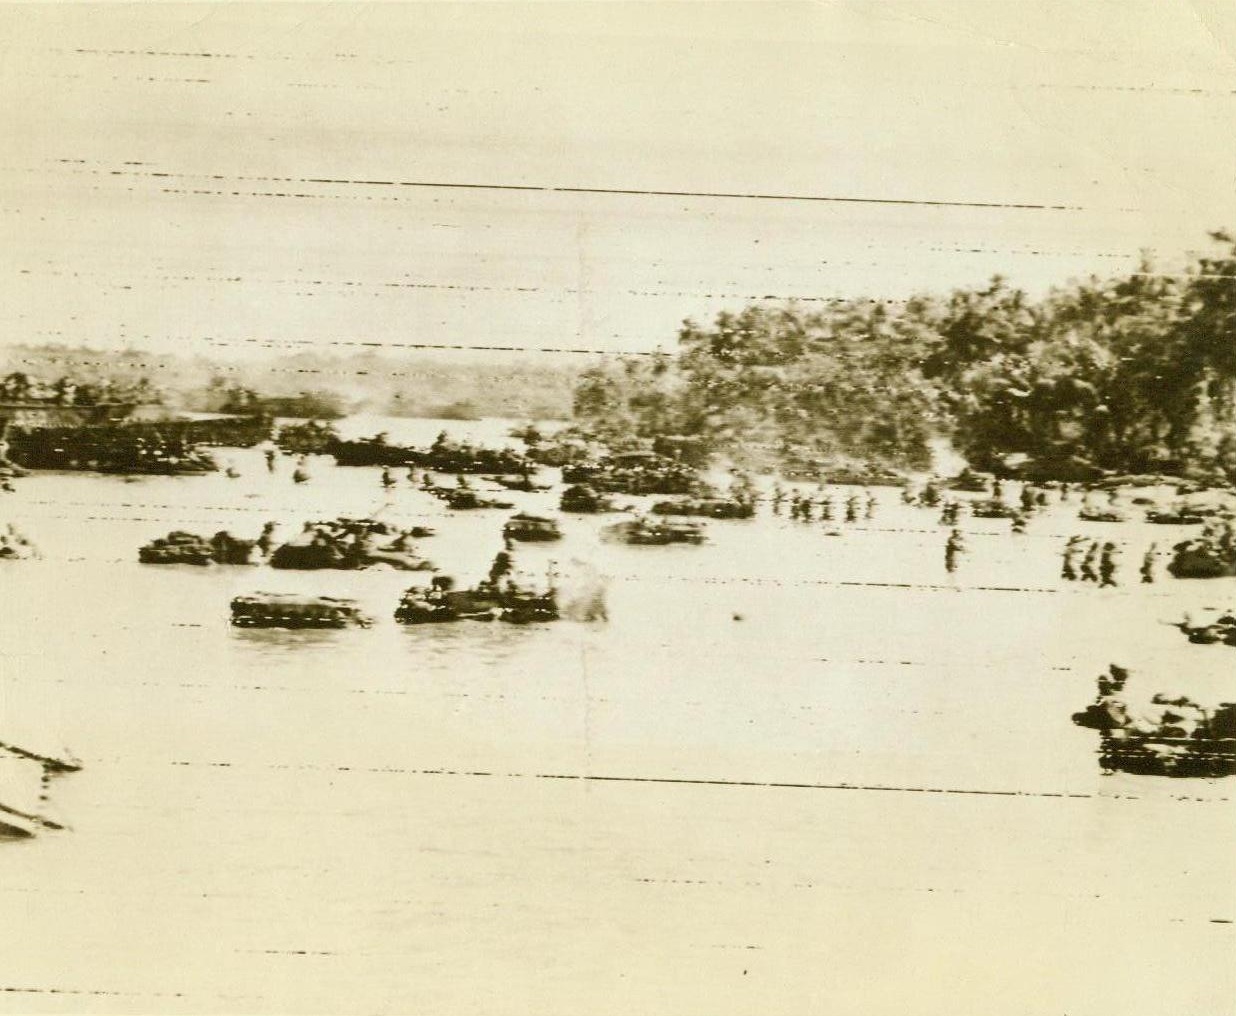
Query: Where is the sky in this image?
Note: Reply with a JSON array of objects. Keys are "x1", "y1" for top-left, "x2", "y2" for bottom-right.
[{"x1": 3, "y1": 1, "x2": 1236, "y2": 360}]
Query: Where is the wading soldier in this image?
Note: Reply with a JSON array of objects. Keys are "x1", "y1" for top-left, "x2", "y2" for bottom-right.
[
  {"x1": 1141, "y1": 543, "x2": 1158, "y2": 584},
  {"x1": 1080, "y1": 541, "x2": 1099, "y2": 583},
  {"x1": 771, "y1": 483, "x2": 785, "y2": 515},
  {"x1": 1099, "y1": 542, "x2": 1119, "y2": 587},
  {"x1": 1062, "y1": 536, "x2": 1084, "y2": 581},
  {"x1": 945, "y1": 529, "x2": 965, "y2": 574},
  {"x1": 256, "y1": 521, "x2": 278, "y2": 557}
]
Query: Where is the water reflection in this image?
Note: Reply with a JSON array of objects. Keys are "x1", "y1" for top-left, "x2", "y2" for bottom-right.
[{"x1": 229, "y1": 626, "x2": 352, "y2": 653}]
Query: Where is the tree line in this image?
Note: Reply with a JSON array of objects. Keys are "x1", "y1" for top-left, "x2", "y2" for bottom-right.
[{"x1": 572, "y1": 232, "x2": 1236, "y2": 482}]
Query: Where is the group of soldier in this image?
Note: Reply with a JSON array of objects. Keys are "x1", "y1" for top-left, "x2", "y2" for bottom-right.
[
  {"x1": 773, "y1": 484, "x2": 877, "y2": 523},
  {"x1": 1060, "y1": 536, "x2": 1155, "y2": 586}
]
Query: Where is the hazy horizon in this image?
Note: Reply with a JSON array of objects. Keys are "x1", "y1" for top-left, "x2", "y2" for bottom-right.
[{"x1": 4, "y1": 2, "x2": 1236, "y2": 359}]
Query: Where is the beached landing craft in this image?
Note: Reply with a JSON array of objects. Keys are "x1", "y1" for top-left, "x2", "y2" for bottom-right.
[
  {"x1": 1144, "y1": 496, "x2": 1223, "y2": 525},
  {"x1": 432, "y1": 488, "x2": 515, "y2": 511},
  {"x1": 781, "y1": 454, "x2": 908, "y2": 487},
  {"x1": 269, "y1": 519, "x2": 435, "y2": 571},
  {"x1": 394, "y1": 579, "x2": 559, "y2": 625},
  {"x1": 1072, "y1": 665, "x2": 1236, "y2": 777},
  {"x1": 230, "y1": 593, "x2": 374, "y2": 629},
  {"x1": 484, "y1": 473, "x2": 552, "y2": 492},
  {"x1": 1173, "y1": 608, "x2": 1236, "y2": 646},
  {"x1": 1168, "y1": 517, "x2": 1236, "y2": 578},
  {"x1": 523, "y1": 432, "x2": 597, "y2": 467},
  {"x1": 649, "y1": 496, "x2": 755, "y2": 519},
  {"x1": 1078, "y1": 505, "x2": 1127, "y2": 523},
  {"x1": 409, "y1": 433, "x2": 532, "y2": 475},
  {"x1": 330, "y1": 432, "x2": 532, "y2": 474},
  {"x1": 275, "y1": 419, "x2": 341, "y2": 456},
  {"x1": 559, "y1": 484, "x2": 620, "y2": 514},
  {"x1": 562, "y1": 450, "x2": 702, "y2": 495},
  {"x1": 327, "y1": 433, "x2": 420, "y2": 468},
  {"x1": 139, "y1": 530, "x2": 257, "y2": 565},
  {"x1": 602, "y1": 516, "x2": 706, "y2": 546},
  {"x1": 969, "y1": 498, "x2": 1020, "y2": 519},
  {"x1": 1146, "y1": 508, "x2": 1207, "y2": 525},
  {"x1": 502, "y1": 513, "x2": 563, "y2": 542},
  {"x1": 6, "y1": 424, "x2": 219, "y2": 474},
  {"x1": 945, "y1": 467, "x2": 994, "y2": 493}
]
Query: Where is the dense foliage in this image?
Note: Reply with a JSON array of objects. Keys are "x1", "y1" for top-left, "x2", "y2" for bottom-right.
[{"x1": 573, "y1": 233, "x2": 1236, "y2": 481}]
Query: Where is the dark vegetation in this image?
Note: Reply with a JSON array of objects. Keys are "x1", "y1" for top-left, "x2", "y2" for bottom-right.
[
  {"x1": 8, "y1": 232, "x2": 1236, "y2": 483},
  {"x1": 571, "y1": 232, "x2": 1236, "y2": 482}
]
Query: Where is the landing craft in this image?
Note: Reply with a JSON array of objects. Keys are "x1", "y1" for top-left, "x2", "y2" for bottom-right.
[{"x1": 230, "y1": 593, "x2": 374, "y2": 629}]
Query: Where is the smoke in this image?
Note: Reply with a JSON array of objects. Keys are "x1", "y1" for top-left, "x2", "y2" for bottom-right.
[{"x1": 554, "y1": 557, "x2": 609, "y2": 622}]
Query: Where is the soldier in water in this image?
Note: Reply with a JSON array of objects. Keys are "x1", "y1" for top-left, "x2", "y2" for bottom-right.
[
  {"x1": 1098, "y1": 663, "x2": 1129, "y2": 697},
  {"x1": 1061, "y1": 536, "x2": 1084, "y2": 581},
  {"x1": 864, "y1": 490, "x2": 877, "y2": 520},
  {"x1": 845, "y1": 495, "x2": 860, "y2": 523},
  {"x1": 256, "y1": 521, "x2": 278, "y2": 557},
  {"x1": 944, "y1": 529, "x2": 965, "y2": 574},
  {"x1": 1080, "y1": 541, "x2": 1099, "y2": 583},
  {"x1": 819, "y1": 495, "x2": 834, "y2": 521},
  {"x1": 1011, "y1": 512, "x2": 1028, "y2": 535},
  {"x1": 1141, "y1": 543, "x2": 1158, "y2": 584},
  {"x1": 1099, "y1": 542, "x2": 1119, "y2": 587}
]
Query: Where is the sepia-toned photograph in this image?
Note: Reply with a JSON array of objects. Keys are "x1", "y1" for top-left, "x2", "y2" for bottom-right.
[{"x1": 2, "y1": 2, "x2": 1235, "y2": 1013}]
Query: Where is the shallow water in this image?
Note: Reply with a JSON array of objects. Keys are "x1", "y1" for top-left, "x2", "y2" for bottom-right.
[{"x1": 2, "y1": 419, "x2": 1234, "y2": 1014}]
